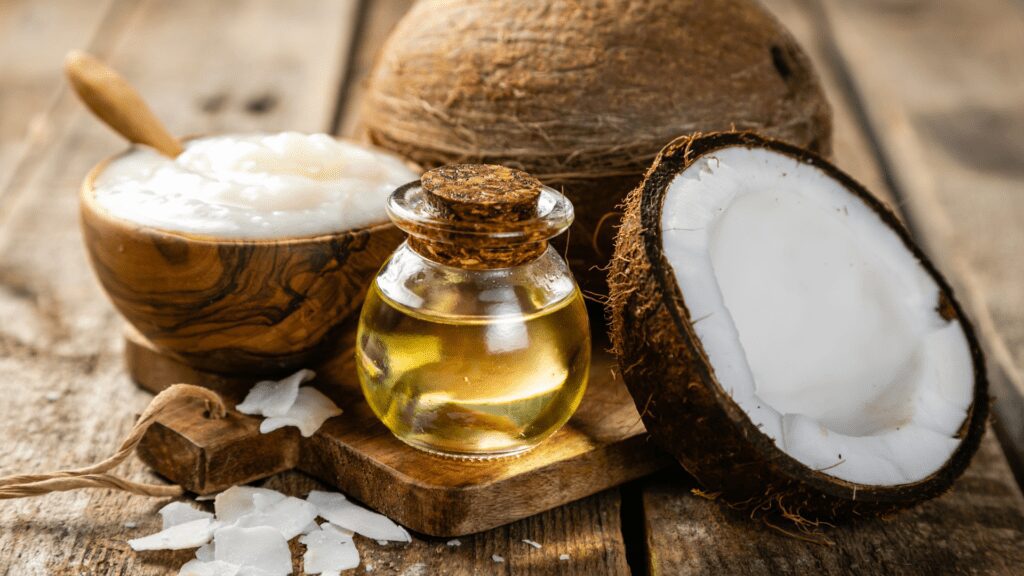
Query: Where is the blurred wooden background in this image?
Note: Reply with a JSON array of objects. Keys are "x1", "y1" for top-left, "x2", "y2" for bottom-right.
[{"x1": 1, "y1": 0, "x2": 1022, "y2": 574}]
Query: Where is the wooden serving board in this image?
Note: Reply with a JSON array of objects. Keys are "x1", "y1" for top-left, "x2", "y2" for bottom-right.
[{"x1": 129, "y1": 320, "x2": 671, "y2": 537}]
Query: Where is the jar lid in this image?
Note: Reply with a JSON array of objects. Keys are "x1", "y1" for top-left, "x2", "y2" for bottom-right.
[{"x1": 387, "y1": 164, "x2": 573, "y2": 268}]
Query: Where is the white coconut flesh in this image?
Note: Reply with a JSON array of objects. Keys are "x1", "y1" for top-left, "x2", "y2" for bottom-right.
[{"x1": 660, "y1": 146, "x2": 975, "y2": 486}]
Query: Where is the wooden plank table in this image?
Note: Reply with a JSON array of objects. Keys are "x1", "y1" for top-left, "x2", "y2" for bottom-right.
[{"x1": 0, "y1": 0, "x2": 1022, "y2": 574}]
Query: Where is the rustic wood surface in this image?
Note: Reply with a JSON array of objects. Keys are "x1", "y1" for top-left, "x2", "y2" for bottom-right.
[
  {"x1": 642, "y1": 431, "x2": 1024, "y2": 575},
  {"x1": 126, "y1": 325, "x2": 668, "y2": 536},
  {"x1": 1, "y1": 0, "x2": 1023, "y2": 574}
]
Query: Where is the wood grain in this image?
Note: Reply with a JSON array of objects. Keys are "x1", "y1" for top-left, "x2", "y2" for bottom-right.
[
  {"x1": 80, "y1": 161, "x2": 402, "y2": 374},
  {"x1": 0, "y1": 0, "x2": 120, "y2": 194},
  {"x1": 641, "y1": 432, "x2": 1024, "y2": 576},
  {"x1": 817, "y1": 0, "x2": 1024, "y2": 478},
  {"x1": 128, "y1": 325, "x2": 670, "y2": 536},
  {"x1": 335, "y1": 0, "x2": 415, "y2": 138}
]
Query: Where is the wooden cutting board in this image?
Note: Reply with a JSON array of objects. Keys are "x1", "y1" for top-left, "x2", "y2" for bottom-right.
[{"x1": 129, "y1": 320, "x2": 671, "y2": 537}]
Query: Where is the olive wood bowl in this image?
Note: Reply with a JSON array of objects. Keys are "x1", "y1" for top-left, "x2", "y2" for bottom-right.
[{"x1": 80, "y1": 150, "x2": 405, "y2": 375}]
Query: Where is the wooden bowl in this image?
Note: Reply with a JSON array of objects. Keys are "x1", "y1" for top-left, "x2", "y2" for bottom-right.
[{"x1": 80, "y1": 151, "x2": 405, "y2": 375}]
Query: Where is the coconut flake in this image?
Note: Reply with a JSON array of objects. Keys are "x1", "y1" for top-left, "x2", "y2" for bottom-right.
[
  {"x1": 492, "y1": 554, "x2": 504, "y2": 563},
  {"x1": 232, "y1": 566, "x2": 284, "y2": 576},
  {"x1": 213, "y1": 525, "x2": 291, "y2": 576},
  {"x1": 179, "y1": 560, "x2": 241, "y2": 576},
  {"x1": 446, "y1": 539, "x2": 461, "y2": 547},
  {"x1": 129, "y1": 518, "x2": 219, "y2": 551},
  {"x1": 215, "y1": 486, "x2": 286, "y2": 524},
  {"x1": 161, "y1": 502, "x2": 215, "y2": 529},
  {"x1": 559, "y1": 554, "x2": 570, "y2": 561},
  {"x1": 307, "y1": 490, "x2": 410, "y2": 542},
  {"x1": 234, "y1": 494, "x2": 318, "y2": 539},
  {"x1": 522, "y1": 539, "x2": 542, "y2": 549},
  {"x1": 260, "y1": 387, "x2": 341, "y2": 437},
  {"x1": 196, "y1": 542, "x2": 216, "y2": 562},
  {"x1": 236, "y1": 369, "x2": 314, "y2": 417},
  {"x1": 300, "y1": 523, "x2": 360, "y2": 574}
]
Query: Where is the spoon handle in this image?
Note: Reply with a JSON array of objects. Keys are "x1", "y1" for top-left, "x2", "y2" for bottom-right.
[{"x1": 64, "y1": 50, "x2": 183, "y2": 158}]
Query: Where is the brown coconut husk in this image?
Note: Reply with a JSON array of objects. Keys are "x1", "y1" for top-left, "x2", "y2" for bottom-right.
[
  {"x1": 608, "y1": 132, "x2": 989, "y2": 523},
  {"x1": 360, "y1": 0, "x2": 832, "y2": 303}
]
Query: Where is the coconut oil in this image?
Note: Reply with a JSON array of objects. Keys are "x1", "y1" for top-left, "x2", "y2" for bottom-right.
[
  {"x1": 92, "y1": 132, "x2": 418, "y2": 238},
  {"x1": 358, "y1": 282, "x2": 589, "y2": 457},
  {"x1": 355, "y1": 164, "x2": 590, "y2": 458}
]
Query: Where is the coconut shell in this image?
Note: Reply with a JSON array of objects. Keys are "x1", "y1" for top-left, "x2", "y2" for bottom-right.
[
  {"x1": 360, "y1": 0, "x2": 832, "y2": 302},
  {"x1": 608, "y1": 132, "x2": 988, "y2": 522}
]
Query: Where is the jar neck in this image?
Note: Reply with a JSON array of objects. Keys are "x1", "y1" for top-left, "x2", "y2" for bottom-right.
[{"x1": 407, "y1": 236, "x2": 548, "y2": 270}]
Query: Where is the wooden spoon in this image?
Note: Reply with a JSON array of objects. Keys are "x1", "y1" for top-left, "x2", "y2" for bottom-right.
[{"x1": 64, "y1": 50, "x2": 183, "y2": 158}]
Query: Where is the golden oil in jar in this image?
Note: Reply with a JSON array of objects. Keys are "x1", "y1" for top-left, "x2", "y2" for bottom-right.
[
  {"x1": 357, "y1": 281, "x2": 590, "y2": 458},
  {"x1": 357, "y1": 164, "x2": 590, "y2": 458}
]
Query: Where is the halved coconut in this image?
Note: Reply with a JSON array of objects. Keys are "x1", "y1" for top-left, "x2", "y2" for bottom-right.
[{"x1": 609, "y1": 132, "x2": 987, "y2": 519}]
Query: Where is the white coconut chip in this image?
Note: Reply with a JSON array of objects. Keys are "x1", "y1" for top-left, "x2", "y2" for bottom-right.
[
  {"x1": 214, "y1": 486, "x2": 287, "y2": 524},
  {"x1": 300, "y1": 522, "x2": 360, "y2": 574},
  {"x1": 260, "y1": 387, "x2": 342, "y2": 437},
  {"x1": 213, "y1": 525, "x2": 292, "y2": 576},
  {"x1": 179, "y1": 559, "x2": 241, "y2": 576},
  {"x1": 161, "y1": 501, "x2": 215, "y2": 529},
  {"x1": 559, "y1": 554, "x2": 570, "y2": 561},
  {"x1": 307, "y1": 490, "x2": 411, "y2": 542},
  {"x1": 492, "y1": 554, "x2": 504, "y2": 563},
  {"x1": 128, "y1": 518, "x2": 219, "y2": 551},
  {"x1": 234, "y1": 494, "x2": 318, "y2": 540},
  {"x1": 196, "y1": 541, "x2": 216, "y2": 562},
  {"x1": 522, "y1": 539, "x2": 542, "y2": 549},
  {"x1": 236, "y1": 567, "x2": 283, "y2": 576},
  {"x1": 236, "y1": 369, "x2": 314, "y2": 417},
  {"x1": 446, "y1": 539, "x2": 461, "y2": 547}
]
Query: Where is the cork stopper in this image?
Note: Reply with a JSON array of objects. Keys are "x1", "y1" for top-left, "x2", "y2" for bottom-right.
[
  {"x1": 421, "y1": 164, "x2": 541, "y2": 225},
  {"x1": 388, "y1": 164, "x2": 570, "y2": 269}
]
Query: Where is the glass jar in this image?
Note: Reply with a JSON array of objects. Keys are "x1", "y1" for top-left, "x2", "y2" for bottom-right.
[{"x1": 356, "y1": 164, "x2": 591, "y2": 459}]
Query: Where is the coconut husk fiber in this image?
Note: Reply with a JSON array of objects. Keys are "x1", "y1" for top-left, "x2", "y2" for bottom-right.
[{"x1": 360, "y1": 0, "x2": 832, "y2": 304}]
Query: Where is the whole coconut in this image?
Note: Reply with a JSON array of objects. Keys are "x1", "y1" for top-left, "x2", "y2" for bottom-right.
[{"x1": 361, "y1": 0, "x2": 831, "y2": 301}]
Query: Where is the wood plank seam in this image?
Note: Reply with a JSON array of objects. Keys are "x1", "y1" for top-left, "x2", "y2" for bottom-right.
[{"x1": 329, "y1": 0, "x2": 370, "y2": 135}]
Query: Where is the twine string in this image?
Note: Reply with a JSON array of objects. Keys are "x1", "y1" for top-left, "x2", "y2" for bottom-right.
[{"x1": 0, "y1": 384, "x2": 226, "y2": 499}]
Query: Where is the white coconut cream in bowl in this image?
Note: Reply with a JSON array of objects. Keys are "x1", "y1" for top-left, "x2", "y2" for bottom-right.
[{"x1": 81, "y1": 132, "x2": 419, "y2": 374}]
